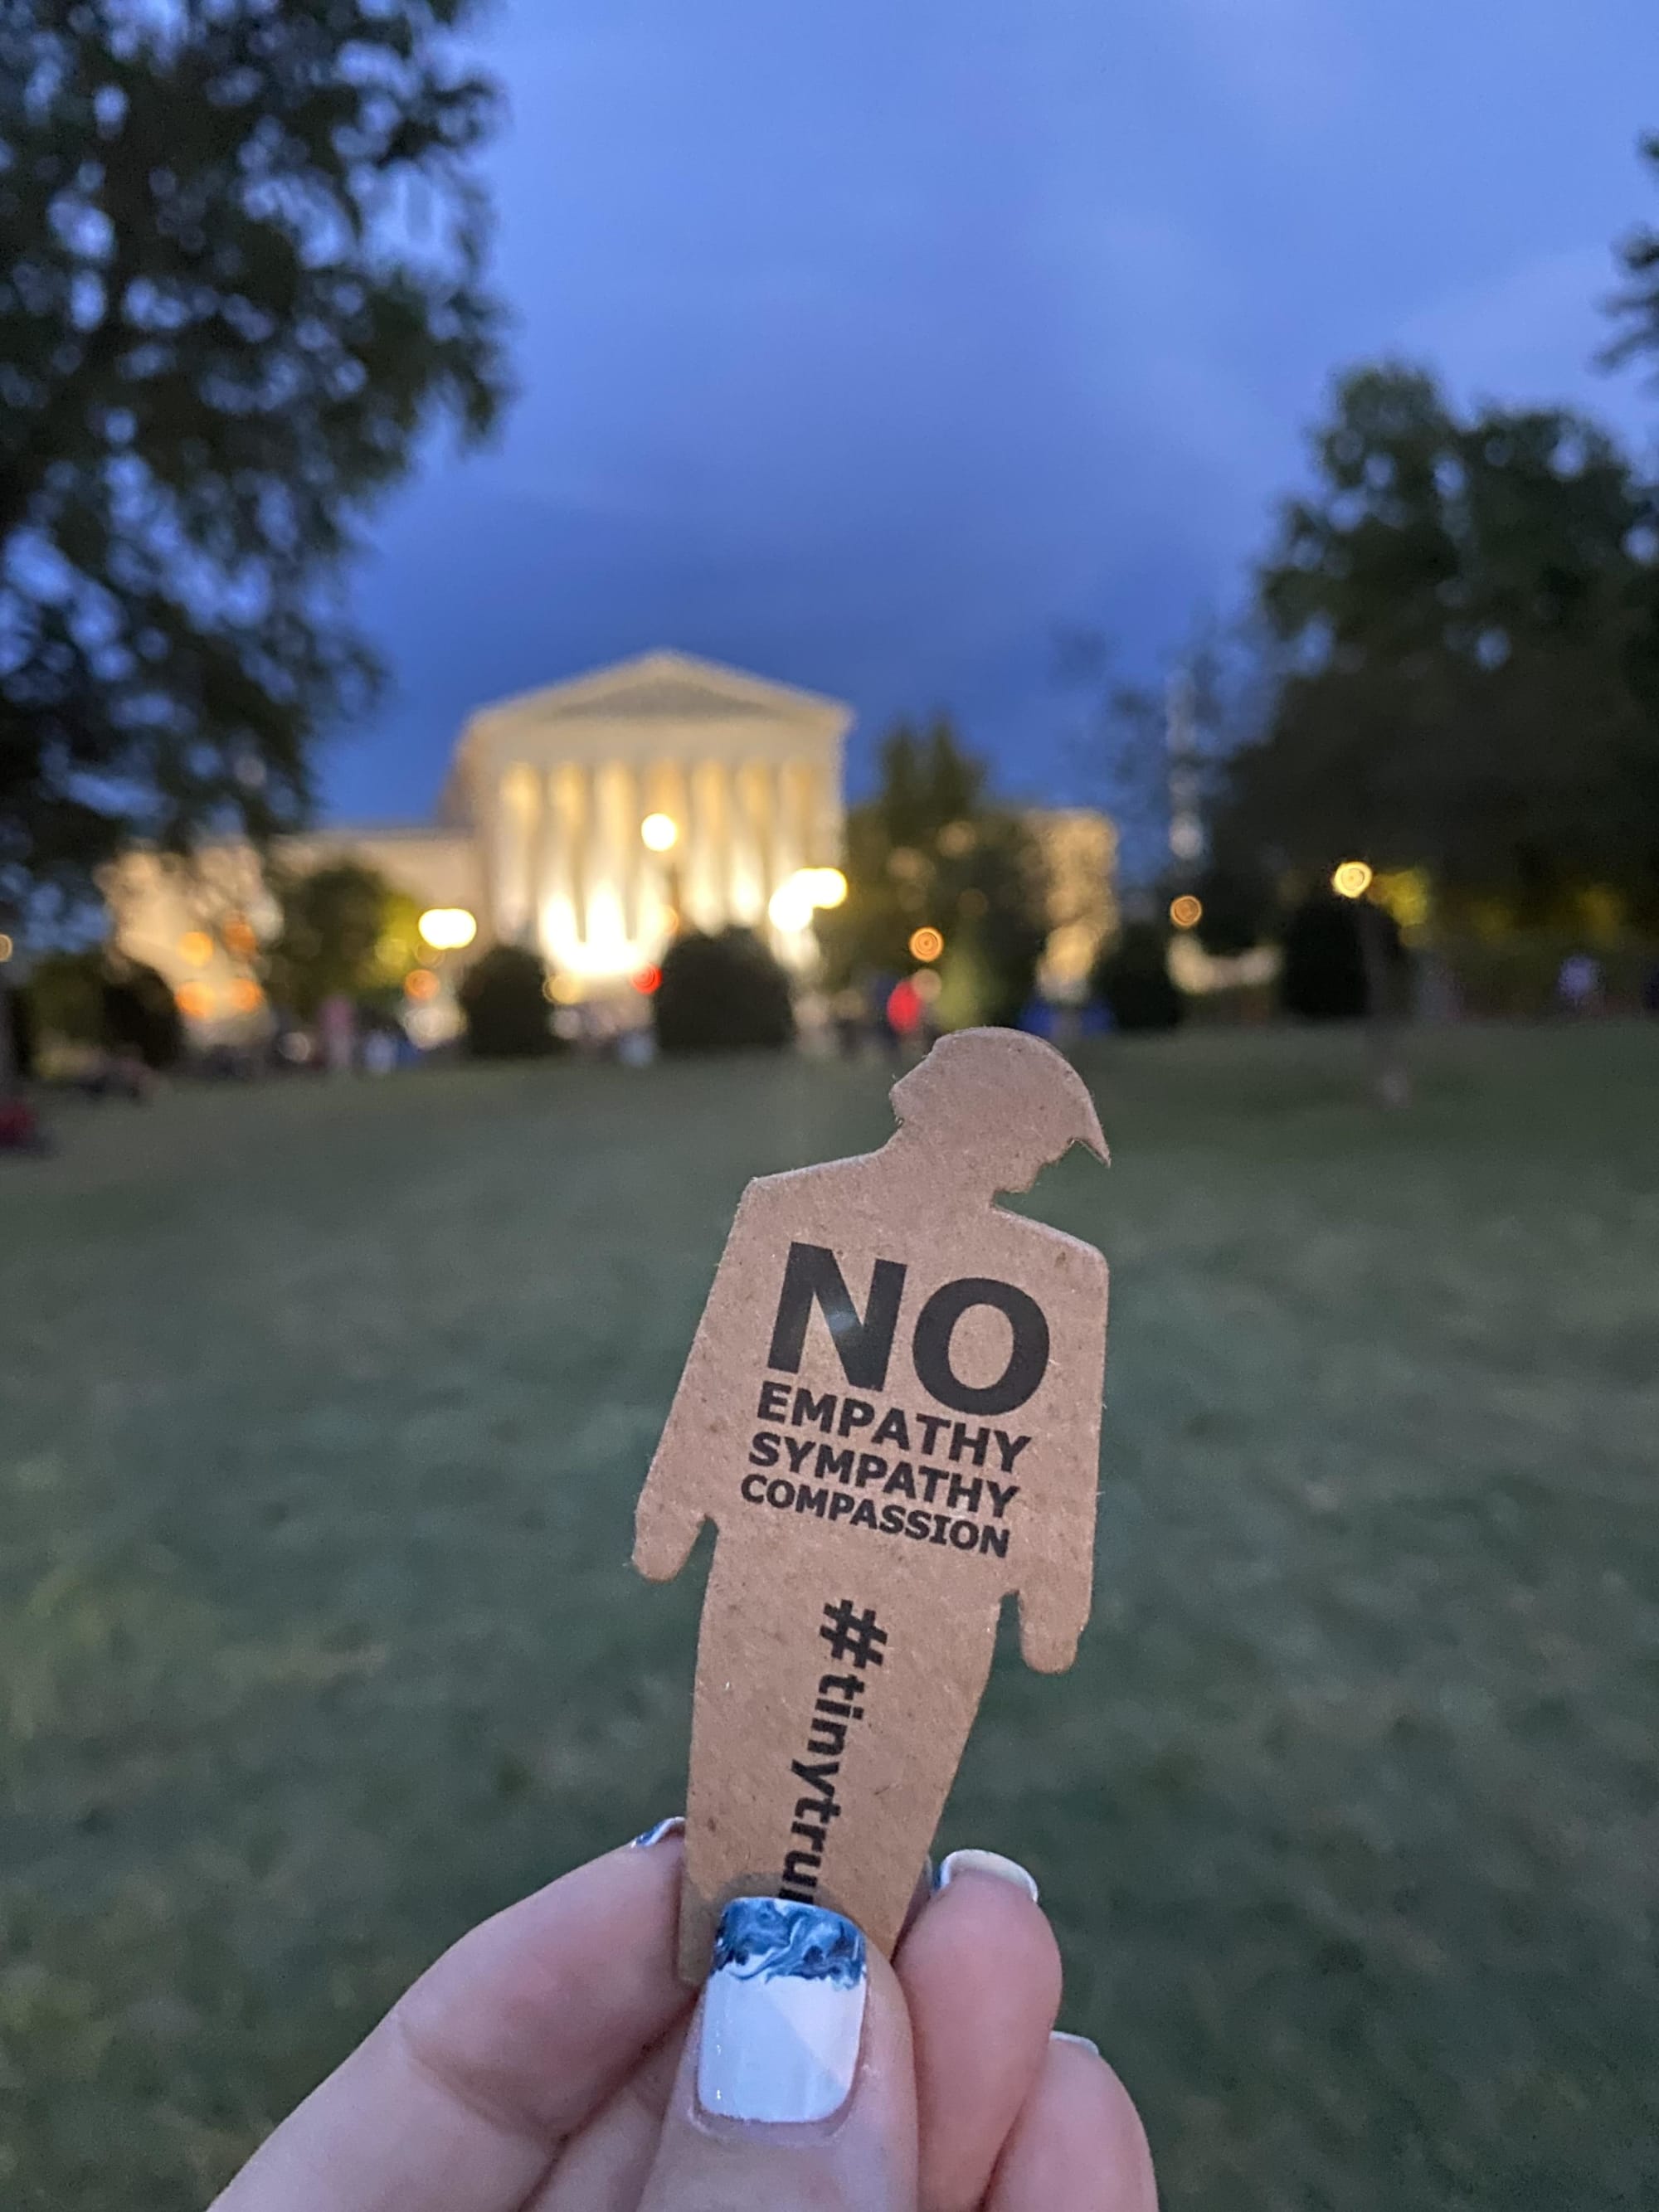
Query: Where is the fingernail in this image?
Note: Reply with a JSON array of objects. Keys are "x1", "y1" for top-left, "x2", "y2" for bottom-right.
[
  {"x1": 629, "y1": 1816, "x2": 685, "y2": 1850},
  {"x1": 936, "y1": 1849, "x2": 1040, "y2": 1902},
  {"x1": 698, "y1": 1898, "x2": 867, "y2": 2123},
  {"x1": 1053, "y1": 2030, "x2": 1102, "y2": 2056}
]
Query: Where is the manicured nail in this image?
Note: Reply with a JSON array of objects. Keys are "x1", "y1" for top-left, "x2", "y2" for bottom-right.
[
  {"x1": 936, "y1": 1849, "x2": 1040, "y2": 1902},
  {"x1": 698, "y1": 1898, "x2": 867, "y2": 2123},
  {"x1": 629, "y1": 1816, "x2": 685, "y2": 1850},
  {"x1": 1053, "y1": 2030, "x2": 1102, "y2": 2056}
]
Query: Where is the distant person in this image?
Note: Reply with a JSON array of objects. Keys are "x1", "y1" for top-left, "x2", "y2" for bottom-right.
[
  {"x1": 362, "y1": 1028, "x2": 398, "y2": 1077},
  {"x1": 831, "y1": 986, "x2": 867, "y2": 1058},
  {"x1": 1557, "y1": 954, "x2": 1601, "y2": 1017},
  {"x1": 319, "y1": 993, "x2": 357, "y2": 1073},
  {"x1": 884, "y1": 975, "x2": 924, "y2": 1058}
]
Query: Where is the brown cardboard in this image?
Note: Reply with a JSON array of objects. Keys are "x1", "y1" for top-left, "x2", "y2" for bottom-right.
[{"x1": 634, "y1": 1027, "x2": 1110, "y2": 1982}]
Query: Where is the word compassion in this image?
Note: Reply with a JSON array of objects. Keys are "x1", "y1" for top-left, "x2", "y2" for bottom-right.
[
  {"x1": 779, "y1": 1599, "x2": 889, "y2": 1905},
  {"x1": 744, "y1": 1380, "x2": 1027, "y2": 1559}
]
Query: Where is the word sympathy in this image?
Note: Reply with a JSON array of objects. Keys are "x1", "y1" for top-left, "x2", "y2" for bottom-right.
[
  {"x1": 779, "y1": 1599, "x2": 889, "y2": 1904},
  {"x1": 743, "y1": 1381, "x2": 1029, "y2": 1560}
]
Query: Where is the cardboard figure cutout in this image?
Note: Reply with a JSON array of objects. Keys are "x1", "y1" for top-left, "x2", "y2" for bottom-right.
[{"x1": 635, "y1": 1028, "x2": 1109, "y2": 1981}]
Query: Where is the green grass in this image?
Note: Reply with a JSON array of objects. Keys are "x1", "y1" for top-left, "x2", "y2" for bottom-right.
[{"x1": 2, "y1": 1023, "x2": 1657, "y2": 2210}]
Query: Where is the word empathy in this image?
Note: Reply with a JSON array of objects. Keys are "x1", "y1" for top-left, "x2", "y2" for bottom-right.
[
  {"x1": 780, "y1": 1600, "x2": 888, "y2": 1906},
  {"x1": 745, "y1": 1379, "x2": 1026, "y2": 1558}
]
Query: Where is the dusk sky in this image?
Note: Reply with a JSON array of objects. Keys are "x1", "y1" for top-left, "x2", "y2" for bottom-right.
[{"x1": 326, "y1": 1, "x2": 1657, "y2": 826}]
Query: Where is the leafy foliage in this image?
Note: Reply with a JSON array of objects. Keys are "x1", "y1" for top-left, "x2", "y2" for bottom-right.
[
  {"x1": 1222, "y1": 365, "x2": 1659, "y2": 928},
  {"x1": 262, "y1": 861, "x2": 417, "y2": 1020},
  {"x1": 815, "y1": 719, "x2": 1048, "y2": 1026},
  {"x1": 1606, "y1": 133, "x2": 1659, "y2": 394},
  {"x1": 653, "y1": 927, "x2": 794, "y2": 1053},
  {"x1": 456, "y1": 943, "x2": 556, "y2": 1058},
  {"x1": 0, "y1": 0, "x2": 508, "y2": 921}
]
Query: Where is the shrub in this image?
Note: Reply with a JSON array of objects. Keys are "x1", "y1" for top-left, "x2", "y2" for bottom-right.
[
  {"x1": 654, "y1": 928, "x2": 794, "y2": 1053},
  {"x1": 102, "y1": 958, "x2": 185, "y2": 1068},
  {"x1": 458, "y1": 945, "x2": 558, "y2": 1058},
  {"x1": 1279, "y1": 896, "x2": 1369, "y2": 1020},
  {"x1": 1092, "y1": 922, "x2": 1185, "y2": 1033}
]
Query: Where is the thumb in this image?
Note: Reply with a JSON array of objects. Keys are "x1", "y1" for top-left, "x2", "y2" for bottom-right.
[{"x1": 636, "y1": 1898, "x2": 917, "y2": 2212}]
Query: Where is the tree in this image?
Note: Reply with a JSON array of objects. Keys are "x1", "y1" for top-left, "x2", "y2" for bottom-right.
[
  {"x1": 815, "y1": 719, "x2": 1048, "y2": 1026},
  {"x1": 1220, "y1": 364, "x2": 1659, "y2": 929},
  {"x1": 0, "y1": 0, "x2": 508, "y2": 928},
  {"x1": 262, "y1": 860, "x2": 418, "y2": 1020},
  {"x1": 1606, "y1": 132, "x2": 1659, "y2": 395}
]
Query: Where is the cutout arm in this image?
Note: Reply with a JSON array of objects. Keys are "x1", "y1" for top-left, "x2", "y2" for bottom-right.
[
  {"x1": 1015, "y1": 1257, "x2": 1107, "y2": 1671},
  {"x1": 633, "y1": 1187, "x2": 763, "y2": 1582}
]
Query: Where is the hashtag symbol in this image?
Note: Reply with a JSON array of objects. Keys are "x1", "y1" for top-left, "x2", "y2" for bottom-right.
[{"x1": 820, "y1": 1598, "x2": 888, "y2": 1669}]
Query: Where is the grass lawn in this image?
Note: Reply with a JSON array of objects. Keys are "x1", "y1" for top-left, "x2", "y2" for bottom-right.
[{"x1": 2, "y1": 1021, "x2": 1656, "y2": 2210}]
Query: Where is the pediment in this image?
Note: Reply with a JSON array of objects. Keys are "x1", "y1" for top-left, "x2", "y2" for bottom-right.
[{"x1": 471, "y1": 650, "x2": 849, "y2": 732}]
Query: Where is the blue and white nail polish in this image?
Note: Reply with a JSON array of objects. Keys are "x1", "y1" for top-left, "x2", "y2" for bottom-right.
[
  {"x1": 698, "y1": 1898, "x2": 867, "y2": 2123},
  {"x1": 629, "y1": 1816, "x2": 685, "y2": 1850}
]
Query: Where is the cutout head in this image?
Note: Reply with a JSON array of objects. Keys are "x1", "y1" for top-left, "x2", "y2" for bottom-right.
[{"x1": 889, "y1": 1028, "x2": 1108, "y2": 1195}]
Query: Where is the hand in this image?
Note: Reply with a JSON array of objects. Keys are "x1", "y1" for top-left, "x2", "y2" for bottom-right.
[{"x1": 211, "y1": 1827, "x2": 1155, "y2": 2212}]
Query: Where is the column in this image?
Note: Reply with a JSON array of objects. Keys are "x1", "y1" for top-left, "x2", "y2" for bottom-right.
[{"x1": 523, "y1": 766, "x2": 550, "y2": 955}]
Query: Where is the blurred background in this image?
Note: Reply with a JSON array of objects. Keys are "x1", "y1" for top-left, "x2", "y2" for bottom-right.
[{"x1": 1, "y1": 5, "x2": 1656, "y2": 2208}]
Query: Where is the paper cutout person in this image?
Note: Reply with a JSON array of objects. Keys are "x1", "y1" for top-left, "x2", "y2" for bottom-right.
[{"x1": 635, "y1": 1027, "x2": 1110, "y2": 1981}]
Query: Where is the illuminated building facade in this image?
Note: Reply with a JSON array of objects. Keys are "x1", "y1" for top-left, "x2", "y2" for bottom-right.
[
  {"x1": 103, "y1": 650, "x2": 1121, "y2": 1038},
  {"x1": 447, "y1": 649, "x2": 849, "y2": 983}
]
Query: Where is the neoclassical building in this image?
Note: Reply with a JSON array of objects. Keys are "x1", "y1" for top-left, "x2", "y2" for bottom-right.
[
  {"x1": 105, "y1": 649, "x2": 1116, "y2": 1035},
  {"x1": 447, "y1": 649, "x2": 849, "y2": 979},
  {"x1": 107, "y1": 652, "x2": 852, "y2": 1023}
]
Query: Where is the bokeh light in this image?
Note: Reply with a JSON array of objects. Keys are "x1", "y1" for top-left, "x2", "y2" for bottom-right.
[
  {"x1": 226, "y1": 978, "x2": 264, "y2": 1014},
  {"x1": 418, "y1": 907, "x2": 478, "y2": 950},
  {"x1": 174, "y1": 981, "x2": 212, "y2": 1018},
  {"x1": 178, "y1": 930, "x2": 212, "y2": 965},
  {"x1": 803, "y1": 867, "x2": 848, "y2": 907},
  {"x1": 1170, "y1": 894, "x2": 1204, "y2": 930},
  {"x1": 911, "y1": 968, "x2": 942, "y2": 1004},
  {"x1": 0, "y1": 934, "x2": 12, "y2": 962},
  {"x1": 907, "y1": 926, "x2": 945, "y2": 961},
  {"x1": 1331, "y1": 860, "x2": 1374, "y2": 900},
  {"x1": 768, "y1": 879, "x2": 815, "y2": 931},
  {"x1": 404, "y1": 967, "x2": 440, "y2": 1002},
  {"x1": 640, "y1": 813, "x2": 679, "y2": 852},
  {"x1": 632, "y1": 965, "x2": 663, "y2": 994}
]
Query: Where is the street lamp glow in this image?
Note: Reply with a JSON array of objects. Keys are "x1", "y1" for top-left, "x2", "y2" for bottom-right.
[
  {"x1": 803, "y1": 867, "x2": 848, "y2": 908},
  {"x1": 418, "y1": 907, "x2": 478, "y2": 950},
  {"x1": 1331, "y1": 860, "x2": 1374, "y2": 901},
  {"x1": 768, "y1": 867, "x2": 849, "y2": 933},
  {"x1": 768, "y1": 881, "x2": 815, "y2": 931},
  {"x1": 640, "y1": 813, "x2": 679, "y2": 852}
]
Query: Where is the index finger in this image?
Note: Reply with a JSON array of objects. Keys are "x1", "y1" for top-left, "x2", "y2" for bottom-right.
[{"x1": 213, "y1": 1830, "x2": 693, "y2": 2212}]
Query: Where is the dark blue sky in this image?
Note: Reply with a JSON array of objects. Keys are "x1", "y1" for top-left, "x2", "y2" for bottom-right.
[{"x1": 326, "y1": 0, "x2": 1657, "y2": 825}]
